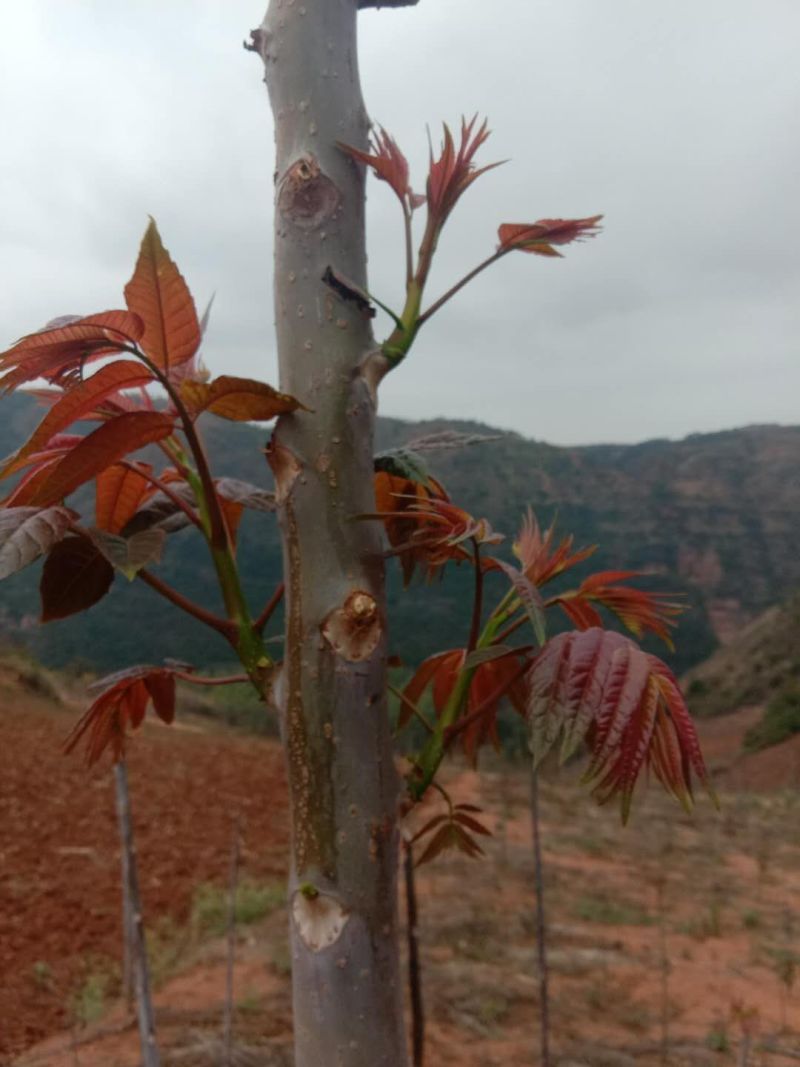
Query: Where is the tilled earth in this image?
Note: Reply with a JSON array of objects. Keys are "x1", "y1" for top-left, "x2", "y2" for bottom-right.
[
  {"x1": 4, "y1": 669, "x2": 800, "y2": 1065},
  {"x1": 0, "y1": 676, "x2": 288, "y2": 1059}
]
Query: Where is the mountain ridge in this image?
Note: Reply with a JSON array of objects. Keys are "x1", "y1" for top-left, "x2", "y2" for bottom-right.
[{"x1": 2, "y1": 393, "x2": 799, "y2": 675}]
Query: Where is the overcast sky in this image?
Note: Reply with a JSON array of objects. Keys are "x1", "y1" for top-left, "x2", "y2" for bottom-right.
[{"x1": 1, "y1": 1, "x2": 798, "y2": 445}]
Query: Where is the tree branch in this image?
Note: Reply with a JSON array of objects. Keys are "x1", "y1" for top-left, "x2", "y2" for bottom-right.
[
  {"x1": 253, "y1": 582, "x2": 284, "y2": 635},
  {"x1": 137, "y1": 568, "x2": 237, "y2": 640},
  {"x1": 174, "y1": 672, "x2": 251, "y2": 687},
  {"x1": 120, "y1": 461, "x2": 202, "y2": 531}
]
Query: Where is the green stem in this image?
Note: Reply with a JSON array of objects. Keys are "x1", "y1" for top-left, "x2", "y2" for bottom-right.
[
  {"x1": 417, "y1": 249, "x2": 507, "y2": 326},
  {"x1": 254, "y1": 582, "x2": 285, "y2": 635},
  {"x1": 444, "y1": 656, "x2": 530, "y2": 745},
  {"x1": 403, "y1": 204, "x2": 414, "y2": 288},
  {"x1": 122, "y1": 346, "x2": 227, "y2": 551},
  {"x1": 120, "y1": 460, "x2": 202, "y2": 530},
  {"x1": 389, "y1": 683, "x2": 435, "y2": 736},
  {"x1": 137, "y1": 568, "x2": 236, "y2": 639},
  {"x1": 381, "y1": 280, "x2": 423, "y2": 368},
  {"x1": 410, "y1": 667, "x2": 474, "y2": 800},
  {"x1": 120, "y1": 345, "x2": 271, "y2": 677},
  {"x1": 409, "y1": 590, "x2": 516, "y2": 801}
]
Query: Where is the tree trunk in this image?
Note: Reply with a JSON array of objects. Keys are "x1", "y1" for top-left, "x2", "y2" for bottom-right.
[{"x1": 249, "y1": 3, "x2": 408, "y2": 1064}]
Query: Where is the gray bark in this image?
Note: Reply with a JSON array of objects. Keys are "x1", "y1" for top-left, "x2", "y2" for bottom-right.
[
  {"x1": 358, "y1": 0, "x2": 418, "y2": 8},
  {"x1": 250, "y1": 3, "x2": 408, "y2": 1064}
]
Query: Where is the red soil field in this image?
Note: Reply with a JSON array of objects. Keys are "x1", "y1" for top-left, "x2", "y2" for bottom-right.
[
  {"x1": 0, "y1": 673, "x2": 289, "y2": 1059},
  {"x1": 4, "y1": 663, "x2": 800, "y2": 1065}
]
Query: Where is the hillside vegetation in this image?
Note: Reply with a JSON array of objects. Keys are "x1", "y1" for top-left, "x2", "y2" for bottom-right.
[
  {"x1": 685, "y1": 594, "x2": 800, "y2": 718},
  {"x1": 4, "y1": 393, "x2": 800, "y2": 675}
]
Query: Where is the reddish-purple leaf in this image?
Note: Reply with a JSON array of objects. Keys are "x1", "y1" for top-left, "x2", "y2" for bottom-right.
[
  {"x1": 498, "y1": 216, "x2": 603, "y2": 256},
  {"x1": 27, "y1": 411, "x2": 175, "y2": 507},
  {"x1": 0, "y1": 361, "x2": 154, "y2": 480},
  {"x1": 180, "y1": 375, "x2": 306, "y2": 422},
  {"x1": 95, "y1": 463, "x2": 153, "y2": 534},
  {"x1": 65, "y1": 664, "x2": 181, "y2": 764},
  {"x1": 409, "y1": 813, "x2": 450, "y2": 845},
  {"x1": 414, "y1": 823, "x2": 458, "y2": 866},
  {"x1": 143, "y1": 673, "x2": 176, "y2": 724},
  {"x1": 40, "y1": 535, "x2": 115, "y2": 622},
  {"x1": 124, "y1": 219, "x2": 201, "y2": 375},
  {"x1": 0, "y1": 311, "x2": 144, "y2": 392},
  {"x1": 2, "y1": 457, "x2": 65, "y2": 507},
  {"x1": 527, "y1": 628, "x2": 712, "y2": 821},
  {"x1": 452, "y1": 811, "x2": 492, "y2": 837},
  {"x1": 399, "y1": 651, "x2": 451, "y2": 729},
  {"x1": 338, "y1": 127, "x2": 412, "y2": 205},
  {"x1": 0, "y1": 505, "x2": 76, "y2": 580}
]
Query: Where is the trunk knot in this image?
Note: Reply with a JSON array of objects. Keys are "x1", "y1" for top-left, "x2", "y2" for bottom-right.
[
  {"x1": 321, "y1": 590, "x2": 382, "y2": 662},
  {"x1": 278, "y1": 155, "x2": 340, "y2": 230}
]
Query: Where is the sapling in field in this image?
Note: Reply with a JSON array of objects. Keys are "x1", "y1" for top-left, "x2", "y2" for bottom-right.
[{"x1": 0, "y1": 2, "x2": 716, "y2": 1064}]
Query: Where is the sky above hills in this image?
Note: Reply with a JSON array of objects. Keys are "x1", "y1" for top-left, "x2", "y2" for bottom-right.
[{"x1": 1, "y1": 1, "x2": 798, "y2": 445}]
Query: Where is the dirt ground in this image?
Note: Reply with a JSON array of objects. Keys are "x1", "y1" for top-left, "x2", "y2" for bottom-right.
[{"x1": 3, "y1": 666, "x2": 800, "y2": 1066}]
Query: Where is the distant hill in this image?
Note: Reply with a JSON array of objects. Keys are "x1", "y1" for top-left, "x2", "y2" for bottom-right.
[
  {"x1": 684, "y1": 593, "x2": 800, "y2": 719},
  {"x1": 3, "y1": 392, "x2": 800, "y2": 675}
]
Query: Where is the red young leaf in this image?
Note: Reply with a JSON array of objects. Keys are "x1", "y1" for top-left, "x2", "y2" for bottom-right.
[
  {"x1": 64, "y1": 664, "x2": 179, "y2": 765},
  {"x1": 218, "y1": 497, "x2": 245, "y2": 549},
  {"x1": 95, "y1": 464, "x2": 153, "y2": 534},
  {"x1": 414, "y1": 820, "x2": 485, "y2": 867},
  {"x1": 124, "y1": 218, "x2": 201, "y2": 375},
  {"x1": 371, "y1": 486, "x2": 503, "y2": 585},
  {"x1": 554, "y1": 569, "x2": 683, "y2": 649},
  {"x1": 498, "y1": 216, "x2": 603, "y2": 257},
  {"x1": 0, "y1": 361, "x2": 154, "y2": 480},
  {"x1": 40, "y1": 534, "x2": 115, "y2": 622},
  {"x1": 143, "y1": 672, "x2": 176, "y2": 724},
  {"x1": 397, "y1": 650, "x2": 451, "y2": 730},
  {"x1": 0, "y1": 311, "x2": 145, "y2": 393},
  {"x1": 527, "y1": 628, "x2": 713, "y2": 822},
  {"x1": 513, "y1": 508, "x2": 596, "y2": 587},
  {"x1": 338, "y1": 126, "x2": 413, "y2": 206},
  {"x1": 27, "y1": 411, "x2": 175, "y2": 508},
  {"x1": 372, "y1": 470, "x2": 450, "y2": 584},
  {"x1": 180, "y1": 375, "x2": 306, "y2": 422},
  {"x1": 432, "y1": 649, "x2": 465, "y2": 715},
  {"x1": 401, "y1": 645, "x2": 528, "y2": 762},
  {"x1": 426, "y1": 116, "x2": 502, "y2": 227},
  {"x1": 0, "y1": 505, "x2": 76, "y2": 580},
  {"x1": 452, "y1": 810, "x2": 492, "y2": 837},
  {"x1": 2, "y1": 457, "x2": 64, "y2": 507},
  {"x1": 408, "y1": 812, "x2": 449, "y2": 845},
  {"x1": 121, "y1": 483, "x2": 196, "y2": 537}
]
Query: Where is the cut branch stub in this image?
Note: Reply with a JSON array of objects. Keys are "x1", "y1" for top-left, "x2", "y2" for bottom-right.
[
  {"x1": 291, "y1": 886, "x2": 350, "y2": 952},
  {"x1": 322, "y1": 590, "x2": 382, "y2": 662},
  {"x1": 278, "y1": 156, "x2": 341, "y2": 230},
  {"x1": 265, "y1": 440, "x2": 301, "y2": 505}
]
